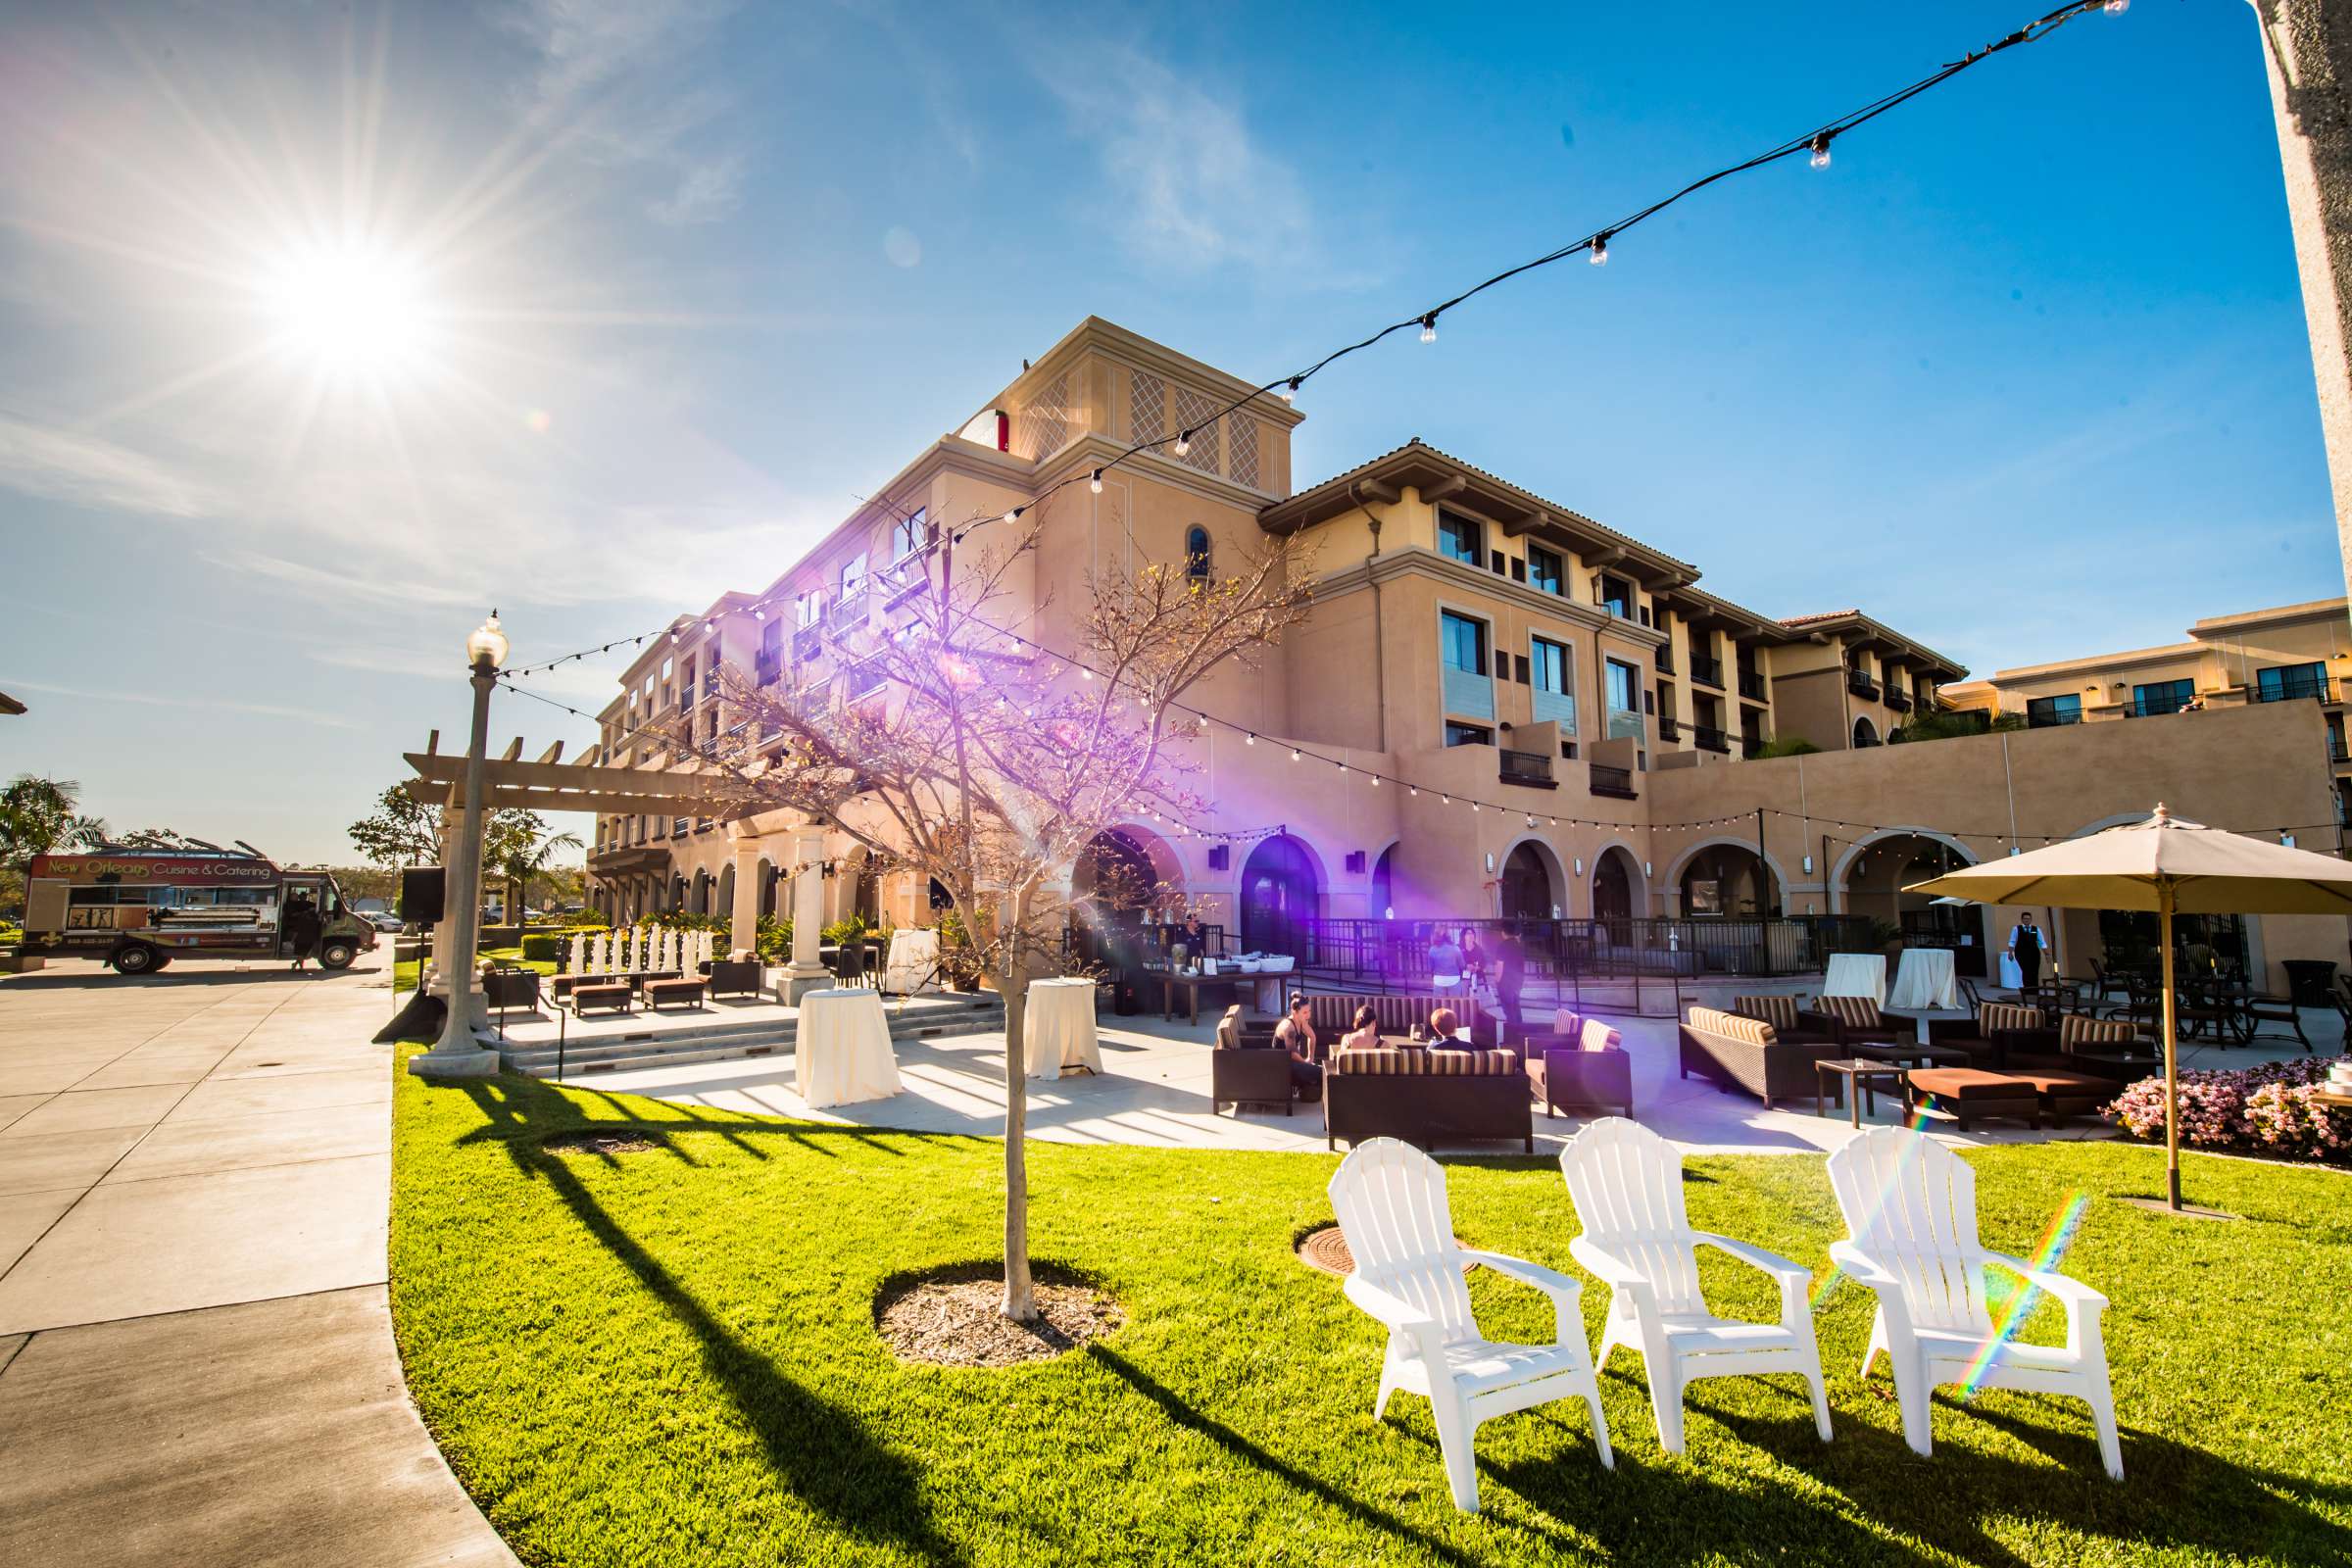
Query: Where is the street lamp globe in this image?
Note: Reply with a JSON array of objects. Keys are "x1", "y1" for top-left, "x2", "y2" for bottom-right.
[{"x1": 466, "y1": 612, "x2": 509, "y2": 670}]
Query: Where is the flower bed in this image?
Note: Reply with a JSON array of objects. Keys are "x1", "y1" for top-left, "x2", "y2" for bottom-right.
[{"x1": 2106, "y1": 1055, "x2": 2352, "y2": 1163}]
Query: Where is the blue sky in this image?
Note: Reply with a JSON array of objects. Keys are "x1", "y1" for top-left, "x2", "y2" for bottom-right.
[{"x1": 0, "y1": 0, "x2": 2334, "y2": 862}]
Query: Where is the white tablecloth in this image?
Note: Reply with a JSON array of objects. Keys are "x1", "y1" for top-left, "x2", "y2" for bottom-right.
[
  {"x1": 1886, "y1": 948, "x2": 1958, "y2": 1010},
  {"x1": 883, "y1": 927, "x2": 942, "y2": 995},
  {"x1": 1824, "y1": 953, "x2": 1887, "y2": 1007},
  {"x1": 795, "y1": 988, "x2": 901, "y2": 1107},
  {"x1": 1024, "y1": 977, "x2": 1101, "y2": 1079}
]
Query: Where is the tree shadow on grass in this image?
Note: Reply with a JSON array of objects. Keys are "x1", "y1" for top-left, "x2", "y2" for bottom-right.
[{"x1": 453, "y1": 1077, "x2": 961, "y2": 1564}]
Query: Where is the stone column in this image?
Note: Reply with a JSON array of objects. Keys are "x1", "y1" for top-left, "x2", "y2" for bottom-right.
[
  {"x1": 729, "y1": 836, "x2": 762, "y2": 959},
  {"x1": 2250, "y1": 0, "x2": 2352, "y2": 604},
  {"x1": 782, "y1": 826, "x2": 831, "y2": 1003},
  {"x1": 425, "y1": 799, "x2": 462, "y2": 997}
]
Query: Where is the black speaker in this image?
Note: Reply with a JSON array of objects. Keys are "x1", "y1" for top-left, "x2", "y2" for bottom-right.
[{"x1": 400, "y1": 865, "x2": 447, "y2": 925}]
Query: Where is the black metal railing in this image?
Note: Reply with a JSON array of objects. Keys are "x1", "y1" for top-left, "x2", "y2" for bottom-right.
[
  {"x1": 2332, "y1": 738, "x2": 2350, "y2": 763},
  {"x1": 2128, "y1": 694, "x2": 2190, "y2": 717},
  {"x1": 1498, "y1": 749, "x2": 1556, "y2": 787},
  {"x1": 1591, "y1": 764, "x2": 1638, "y2": 799},
  {"x1": 1656, "y1": 716, "x2": 1681, "y2": 742},
  {"x1": 755, "y1": 652, "x2": 783, "y2": 687},
  {"x1": 1655, "y1": 647, "x2": 1676, "y2": 674},
  {"x1": 2027, "y1": 708, "x2": 2082, "y2": 729},
  {"x1": 1738, "y1": 669, "x2": 1767, "y2": 702},
  {"x1": 2255, "y1": 673, "x2": 2335, "y2": 704},
  {"x1": 1885, "y1": 688, "x2": 1913, "y2": 712},
  {"x1": 792, "y1": 625, "x2": 823, "y2": 662},
  {"x1": 1693, "y1": 725, "x2": 1730, "y2": 754},
  {"x1": 1846, "y1": 669, "x2": 1880, "y2": 700},
  {"x1": 1690, "y1": 654, "x2": 1724, "y2": 689}
]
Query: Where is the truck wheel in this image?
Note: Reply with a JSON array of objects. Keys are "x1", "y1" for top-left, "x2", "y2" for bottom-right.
[
  {"x1": 110, "y1": 942, "x2": 163, "y2": 975},
  {"x1": 318, "y1": 939, "x2": 359, "y2": 971}
]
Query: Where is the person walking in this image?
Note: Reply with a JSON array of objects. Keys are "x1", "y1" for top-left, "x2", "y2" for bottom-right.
[
  {"x1": 2007, "y1": 910, "x2": 2044, "y2": 994},
  {"x1": 283, "y1": 892, "x2": 322, "y2": 974},
  {"x1": 1493, "y1": 931, "x2": 1526, "y2": 1047}
]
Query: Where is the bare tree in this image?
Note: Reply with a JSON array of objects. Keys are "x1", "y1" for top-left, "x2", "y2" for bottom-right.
[{"x1": 687, "y1": 515, "x2": 1313, "y2": 1320}]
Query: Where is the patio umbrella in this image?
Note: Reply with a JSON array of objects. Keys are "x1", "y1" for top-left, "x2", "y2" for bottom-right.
[{"x1": 1905, "y1": 805, "x2": 2352, "y2": 1212}]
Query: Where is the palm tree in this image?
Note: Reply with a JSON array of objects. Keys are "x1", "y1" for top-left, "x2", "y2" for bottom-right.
[{"x1": 495, "y1": 828, "x2": 583, "y2": 924}]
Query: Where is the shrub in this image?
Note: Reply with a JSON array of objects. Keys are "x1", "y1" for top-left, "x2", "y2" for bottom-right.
[
  {"x1": 756, "y1": 914, "x2": 792, "y2": 964},
  {"x1": 822, "y1": 913, "x2": 872, "y2": 946},
  {"x1": 2105, "y1": 1055, "x2": 2352, "y2": 1163},
  {"x1": 564, "y1": 911, "x2": 612, "y2": 931},
  {"x1": 518, "y1": 933, "x2": 564, "y2": 964}
]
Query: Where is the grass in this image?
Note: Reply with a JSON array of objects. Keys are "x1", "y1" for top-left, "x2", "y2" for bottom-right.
[
  {"x1": 391, "y1": 1056, "x2": 2352, "y2": 1567},
  {"x1": 391, "y1": 943, "x2": 550, "y2": 993}
]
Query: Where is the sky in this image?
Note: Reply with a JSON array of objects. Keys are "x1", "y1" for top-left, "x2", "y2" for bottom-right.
[{"x1": 0, "y1": 0, "x2": 2337, "y2": 864}]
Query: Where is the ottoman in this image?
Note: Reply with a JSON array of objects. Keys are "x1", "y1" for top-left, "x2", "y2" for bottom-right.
[
  {"x1": 572, "y1": 983, "x2": 633, "y2": 1017},
  {"x1": 1905, "y1": 1067, "x2": 2040, "y2": 1132},
  {"x1": 2010, "y1": 1068, "x2": 2112, "y2": 1122},
  {"x1": 645, "y1": 977, "x2": 707, "y2": 1011}
]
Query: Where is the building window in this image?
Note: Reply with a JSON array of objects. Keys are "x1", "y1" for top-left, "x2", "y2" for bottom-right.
[
  {"x1": 1531, "y1": 635, "x2": 1575, "y2": 730},
  {"x1": 2256, "y1": 662, "x2": 2328, "y2": 702},
  {"x1": 1445, "y1": 722, "x2": 1494, "y2": 748},
  {"x1": 2132, "y1": 678, "x2": 2194, "y2": 717},
  {"x1": 1185, "y1": 526, "x2": 1212, "y2": 583},
  {"x1": 1438, "y1": 510, "x2": 1482, "y2": 565},
  {"x1": 1595, "y1": 573, "x2": 1634, "y2": 619},
  {"x1": 891, "y1": 508, "x2": 928, "y2": 562},
  {"x1": 1527, "y1": 544, "x2": 1562, "y2": 595},
  {"x1": 796, "y1": 591, "x2": 822, "y2": 627},
  {"x1": 838, "y1": 552, "x2": 867, "y2": 597},
  {"x1": 2027, "y1": 694, "x2": 2082, "y2": 728},
  {"x1": 1603, "y1": 657, "x2": 1643, "y2": 741},
  {"x1": 1441, "y1": 610, "x2": 1494, "y2": 723},
  {"x1": 1443, "y1": 611, "x2": 1487, "y2": 674}
]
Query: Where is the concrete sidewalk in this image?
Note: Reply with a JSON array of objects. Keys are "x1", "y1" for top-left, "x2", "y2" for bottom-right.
[{"x1": 0, "y1": 955, "x2": 513, "y2": 1567}]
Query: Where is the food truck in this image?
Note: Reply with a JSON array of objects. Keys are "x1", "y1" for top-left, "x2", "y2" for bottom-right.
[{"x1": 20, "y1": 848, "x2": 377, "y2": 974}]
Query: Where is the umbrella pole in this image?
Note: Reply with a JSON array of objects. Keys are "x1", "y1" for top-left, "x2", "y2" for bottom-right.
[{"x1": 2160, "y1": 879, "x2": 2181, "y2": 1212}]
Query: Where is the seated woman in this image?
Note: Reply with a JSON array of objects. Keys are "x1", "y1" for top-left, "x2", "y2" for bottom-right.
[
  {"x1": 1337, "y1": 1004, "x2": 1382, "y2": 1054},
  {"x1": 1270, "y1": 994, "x2": 1328, "y2": 1100},
  {"x1": 1425, "y1": 1006, "x2": 1473, "y2": 1048}
]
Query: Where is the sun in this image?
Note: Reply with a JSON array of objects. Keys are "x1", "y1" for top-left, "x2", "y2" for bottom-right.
[{"x1": 262, "y1": 242, "x2": 437, "y2": 377}]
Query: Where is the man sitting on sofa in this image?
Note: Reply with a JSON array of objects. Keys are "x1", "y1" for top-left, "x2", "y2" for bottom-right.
[
  {"x1": 1270, "y1": 994, "x2": 1329, "y2": 1100},
  {"x1": 1421, "y1": 1006, "x2": 1474, "y2": 1048}
]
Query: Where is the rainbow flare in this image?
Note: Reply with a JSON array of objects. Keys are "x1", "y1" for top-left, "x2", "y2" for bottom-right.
[{"x1": 1959, "y1": 1189, "x2": 2093, "y2": 1397}]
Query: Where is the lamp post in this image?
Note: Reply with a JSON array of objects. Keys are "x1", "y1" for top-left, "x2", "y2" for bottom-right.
[{"x1": 410, "y1": 612, "x2": 509, "y2": 1080}]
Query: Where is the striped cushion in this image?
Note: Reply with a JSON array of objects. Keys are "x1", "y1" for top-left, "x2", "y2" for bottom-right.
[
  {"x1": 1733, "y1": 995, "x2": 1802, "y2": 1034},
  {"x1": 1307, "y1": 994, "x2": 1482, "y2": 1037},
  {"x1": 1817, "y1": 995, "x2": 1885, "y2": 1030},
  {"x1": 1689, "y1": 1006, "x2": 1777, "y2": 1047},
  {"x1": 1580, "y1": 1019, "x2": 1623, "y2": 1054},
  {"x1": 1978, "y1": 1003, "x2": 2045, "y2": 1036},
  {"x1": 1331, "y1": 1048, "x2": 1520, "y2": 1076},
  {"x1": 2060, "y1": 1014, "x2": 2138, "y2": 1051},
  {"x1": 1554, "y1": 1008, "x2": 1584, "y2": 1038}
]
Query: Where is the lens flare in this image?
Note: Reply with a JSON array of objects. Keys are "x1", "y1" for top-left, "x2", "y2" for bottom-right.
[
  {"x1": 263, "y1": 242, "x2": 436, "y2": 376},
  {"x1": 1959, "y1": 1189, "x2": 2092, "y2": 1397}
]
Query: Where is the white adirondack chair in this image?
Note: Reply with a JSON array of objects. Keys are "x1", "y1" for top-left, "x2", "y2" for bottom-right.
[
  {"x1": 1826, "y1": 1127, "x2": 2122, "y2": 1479},
  {"x1": 1328, "y1": 1138, "x2": 1613, "y2": 1512},
  {"x1": 1558, "y1": 1117, "x2": 1832, "y2": 1453}
]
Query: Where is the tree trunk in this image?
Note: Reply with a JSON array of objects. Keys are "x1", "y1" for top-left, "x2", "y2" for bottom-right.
[{"x1": 999, "y1": 888, "x2": 1036, "y2": 1322}]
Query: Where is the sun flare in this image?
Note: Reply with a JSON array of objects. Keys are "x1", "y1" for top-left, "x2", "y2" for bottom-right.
[{"x1": 263, "y1": 242, "x2": 436, "y2": 377}]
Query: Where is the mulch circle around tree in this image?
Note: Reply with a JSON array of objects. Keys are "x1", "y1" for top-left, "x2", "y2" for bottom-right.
[
  {"x1": 541, "y1": 1129, "x2": 662, "y2": 1156},
  {"x1": 876, "y1": 1263, "x2": 1124, "y2": 1367},
  {"x1": 1295, "y1": 1224, "x2": 1477, "y2": 1277}
]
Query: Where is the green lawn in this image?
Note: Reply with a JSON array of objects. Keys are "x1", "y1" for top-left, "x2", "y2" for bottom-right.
[
  {"x1": 391, "y1": 944, "x2": 551, "y2": 993},
  {"x1": 391, "y1": 1057, "x2": 2352, "y2": 1567}
]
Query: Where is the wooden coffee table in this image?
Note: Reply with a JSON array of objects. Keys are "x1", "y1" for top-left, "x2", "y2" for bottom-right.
[
  {"x1": 1854, "y1": 1042, "x2": 1971, "y2": 1071},
  {"x1": 1815, "y1": 1057, "x2": 1910, "y2": 1127}
]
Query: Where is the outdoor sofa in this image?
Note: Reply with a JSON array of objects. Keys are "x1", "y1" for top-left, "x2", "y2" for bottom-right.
[
  {"x1": 1678, "y1": 1005, "x2": 1842, "y2": 1110},
  {"x1": 1298, "y1": 992, "x2": 1483, "y2": 1052},
  {"x1": 1324, "y1": 1047, "x2": 1532, "y2": 1152},
  {"x1": 1522, "y1": 1011, "x2": 1634, "y2": 1118},
  {"x1": 1998, "y1": 1011, "x2": 2158, "y2": 1082},
  {"x1": 1210, "y1": 1005, "x2": 1294, "y2": 1115},
  {"x1": 1925, "y1": 1003, "x2": 2049, "y2": 1069}
]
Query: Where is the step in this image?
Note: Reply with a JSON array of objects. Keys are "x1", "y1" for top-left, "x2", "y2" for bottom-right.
[{"x1": 497, "y1": 1000, "x2": 1013, "y2": 1077}]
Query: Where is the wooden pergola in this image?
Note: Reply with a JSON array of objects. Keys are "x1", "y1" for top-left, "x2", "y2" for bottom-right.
[{"x1": 400, "y1": 733, "x2": 738, "y2": 817}]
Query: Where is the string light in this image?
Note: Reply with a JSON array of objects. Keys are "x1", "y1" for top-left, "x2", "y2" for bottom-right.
[
  {"x1": 1589, "y1": 232, "x2": 1609, "y2": 267},
  {"x1": 1809, "y1": 132, "x2": 1834, "y2": 170},
  {"x1": 1090, "y1": 469, "x2": 1103, "y2": 494},
  {"x1": 1419, "y1": 314, "x2": 1438, "y2": 344},
  {"x1": 1281, "y1": 378, "x2": 1299, "y2": 404},
  {"x1": 1173, "y1": 430, "x2": 1192, "y2": 457}
]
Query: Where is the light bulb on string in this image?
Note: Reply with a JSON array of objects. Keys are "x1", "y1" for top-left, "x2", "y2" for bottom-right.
[
  {"x1": 1419, "y1": 314, "x2": 1437, "y2": 344},
  {"x1": 1809, "y1": 132, "x2": 1833, "y2": 170},
  {"x1": 1245, "y1": 733, "x2": 1255, "y2": 746},
  {"x1": 2104, "y1": 0, "x2": 2128, "y2": 12},
  {"x1": 1282, "y1": 378, "x2": 1299, "y2": 404},
  {"x1": 1590, "y1": 232, "x2": 1610, "y2": 267},
  {"x1": 1290, "y1": 748, "x2": 1301, "y2": 762},
  {"x1": 1173, "y1": 430, "x2": 1192, "y2": 457},
  {"x1": 1090, "y1": 469, "x2": 1103, "y2": 494},
  {"x1": 1004, "y1": 507, "x2": 1022, "y2": 523}
]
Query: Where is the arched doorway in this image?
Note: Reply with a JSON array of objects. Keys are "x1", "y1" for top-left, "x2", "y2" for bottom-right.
[
  {"x1": 1838, "y1": 831, "x2": 1984, "y2": 975},
  {"x1": 1240, "y1": 834, "x2": 1320, "y2": 956},
  {"x1": 1592, "y1": 846, "x2": 1642, "y2": 939},
  {"x1": 1497, "y1": 841, "x2": 1560, "y2": 921},
  {"x1": 759, "y1": 858, "x2": 778, "y2": 918},
  {"x1": 717, "y1": 864, "x2": 735, "y2": 922},
  {"x1": 1371, "y1": 845, "x2": 1397, "y2": 919},
  {"x1": 1677, "y1": 843, "x2": 1779, "y2": 917},
  {"x1": 1072, "y1": 828, "x2": 1169, "y2": 969},
  {"x1": 1853, "y1": 715, "x2": 1880, "y2": 749}
]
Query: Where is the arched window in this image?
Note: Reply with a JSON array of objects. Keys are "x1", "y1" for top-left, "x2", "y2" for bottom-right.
[
  {"x1": 1185, "y1": 526, "x2": 1211, "y2": 584},
  {"x1": 1853, "y1": 715, "x2": 1880, "y2": 749}
]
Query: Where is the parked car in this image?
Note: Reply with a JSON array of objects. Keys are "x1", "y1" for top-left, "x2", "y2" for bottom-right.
[{"x1": 362, "y1": 911, "x2": 404, "y2": 934}]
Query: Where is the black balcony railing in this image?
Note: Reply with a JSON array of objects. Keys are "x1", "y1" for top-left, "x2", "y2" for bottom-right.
[
  {"x1": 1499, "y1": 749, "x2": 1556, "y2": 787},
  {"x1": 755, "y1": 652, "x2": 783, "y2": 688},
  {"x1": 1690, "y1": 654, "x2": 1724, "y2": 689},
  {"x1": 1693, "y1": 725, "x2": 1730, "y2": 754},
  {"x1": 792, "y1": 625, "x2": 822, "y2": 662},
  {"x1": 1738, "y1": 669, "x2": 1767, "y2": 702},
  {"x1": 1655, "y1": 648, "x2": 1676, "y2": 674},
  {"x1": 2255, "y1": 674, "x2": 2336, "y2": 704},
  {"x1": 1591, "y1": 764, "x2": 1638, "y2": 800},
  {"x1": 1656, "y1": 716, "x2": 1681, "y2": 742},
  {"x1": 2332, "y1": 738, "x2": 2350, "y2": 763},
  {"x1": 1885, "y1": 688, "x2": 1913, "y2": 712},
  {"x1": 1846, "y1": 669, "x2": 1880, "y2": 701}
]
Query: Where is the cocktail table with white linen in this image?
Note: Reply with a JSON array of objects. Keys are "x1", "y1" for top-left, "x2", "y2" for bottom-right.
[
  {"x1": 1024, "y1": 977, "x2": 1102, "y2": 1080},
  {"x1": 1886, "y1": 947, "x2": 1957, "y2": 1010},
  {"x1": 883, "y1": 926, "x2": 942, "y2": 995},
  {"x1": 1823, "y1": 952, "x2": 1887, "y2": 1007},
  {"x1": 795, "y1": 988, "x2": 902, "y2": 1108}
]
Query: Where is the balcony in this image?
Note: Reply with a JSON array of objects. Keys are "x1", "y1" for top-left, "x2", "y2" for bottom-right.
[
  {"x1": 1499, "y1": 749, "x2": 1556, "y2": 788},
  {"x1": 2255, "y1": 674, "x2": 2336, "y2": 704},
  {"x1": 1531, "y1": 687, "x2": 1577, "y2": 733},
  {"x1": 2027, "y1": 709, "x2": 2083, "y2": 729},
  {"x1": 755, "y1": 651, "x2": 783, "y2": 688},
  {"x1": 1656, "y1": 716, "x2": 1681, "y2": 743},
  {"x1": 1690, "y1": 654, "x2": 1724, "y2": 690},
  {"x1": 1442, "y1": 664, "x2": 1495, "y2": 721},
  {"x1": 1693, "y1": 725, "x2": 1730, "y2": 754},
  {"x1": 2128, "y1": 695, "x2": 2190, "y2": 717},
  {"x1": 1885, "y1": 687, "x2": 1913, "y2": 712},
  {"x1": 2332, "y1": 738, "x2": 2350, "y2": 764},
  {"x1": 792, "y1": 625, "x2": 823, "y2": 663},
  {"x1": 1655, "y1": 647, "x2": 1676, "y2": 675},
  {"x1": 1738, "y1": 669, "x2": 1767, "y2": 702},
  {"x1": 1846, "y1": 669, "x2": 1880, "y2": 701},
  {"x1": 1605, "y1": 708, "x2": 1644, "y2": 743},
  {"x1": 1590, "y1": 764, "x2": 1638, "y2": 800}
]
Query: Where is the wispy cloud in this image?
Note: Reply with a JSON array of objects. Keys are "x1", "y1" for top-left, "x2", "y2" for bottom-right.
[
  {"x1": 1037, "y1": 43, "x2": 1314, "y2": 275},
  {"x1": 7, "y1": 677, "x2": 363, "y2": 730},
  {"x1": 0, "y1": 412, "x2": 218, "y2": 518},
  {"x1": 203, "y1": 550, "x2": 485, "y2": 609},
  {"x1": 502, "y1": 0, "x2": 749, "y2": 227}
]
